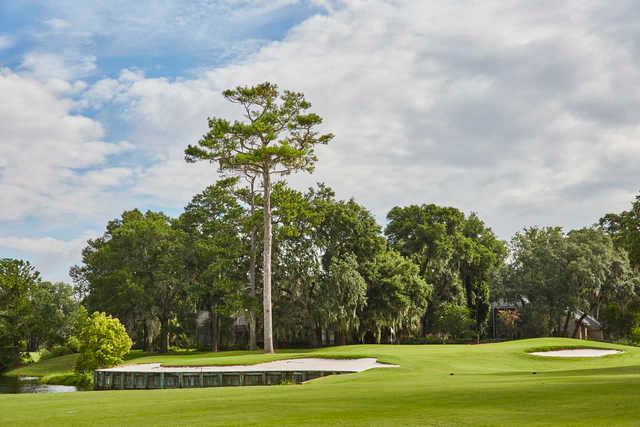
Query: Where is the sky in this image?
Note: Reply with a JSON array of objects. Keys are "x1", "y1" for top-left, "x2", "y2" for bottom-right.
[{"x1": 1, "y1": 0, "x2": 640, "y2": 282}]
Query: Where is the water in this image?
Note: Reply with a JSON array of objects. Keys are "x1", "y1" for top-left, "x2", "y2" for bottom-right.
[{"x1": 0, "y1": 375, "x2": 82, "y2": 393}]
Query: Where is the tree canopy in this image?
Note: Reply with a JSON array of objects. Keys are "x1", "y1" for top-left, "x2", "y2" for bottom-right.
[{"x1": 385, "y1": 204, "x2": 506, "y2": 338}]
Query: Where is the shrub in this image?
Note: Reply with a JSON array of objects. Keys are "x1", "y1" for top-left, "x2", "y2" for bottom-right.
[
  {"x1": 75, "y1": 312, "x2": 132, "y2": 373},
  {"x1": 630, "y1": 326, "x2": 640, "y2": 345},
  {"x1": 434, "y1": 303, "x2": 474, "y2": 341},
  {"x1": 42, "y1": 373, "x2": 93, "y2": 387},
  {"x1": 40, "y1": 343, "x2": 74, "y2": 361}
]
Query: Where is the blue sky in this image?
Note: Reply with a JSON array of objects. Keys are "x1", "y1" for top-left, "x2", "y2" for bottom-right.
[
  {"x1": 0, "y1": 1, "x2": 323, "y2": 75},
  {"x1": 2, "y1": 1, "x2": 640, "y2": 282}
]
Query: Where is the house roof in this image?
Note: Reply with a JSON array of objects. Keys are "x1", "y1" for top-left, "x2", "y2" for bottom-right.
[{"x1": 574, "y1": 309, "x2": 602, "y2": 330}]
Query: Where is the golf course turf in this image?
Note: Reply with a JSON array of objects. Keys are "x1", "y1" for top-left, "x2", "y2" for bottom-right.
[{"x1": 1, "y1": 338, "x2": 639, "y2": 426}]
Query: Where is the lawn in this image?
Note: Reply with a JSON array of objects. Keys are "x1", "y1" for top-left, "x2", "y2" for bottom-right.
[
  {"x1": 6, "y1": 353, "x2": 80, "y2": 379},
  {"x1": 1, "y1": 338, "x2": 639, "y2": 426}
]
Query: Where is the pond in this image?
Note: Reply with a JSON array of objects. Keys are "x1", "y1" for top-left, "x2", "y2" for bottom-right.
[{"x1": 0, "y1": 375, "x2": 84, "y2": 394}]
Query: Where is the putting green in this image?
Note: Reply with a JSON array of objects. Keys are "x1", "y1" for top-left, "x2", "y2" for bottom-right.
[{"x1": 1, "y1": 338, "x2": 639, "y2": 426}]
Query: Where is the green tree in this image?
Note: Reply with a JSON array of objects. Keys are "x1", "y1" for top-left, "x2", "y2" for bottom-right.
[
  {"x1": 27, "y1": 281, "x2": 78, "y2": 351},
  {"x1": 179, "y1": 178, "x2": 247, "y2": 351},
  {"x1": 362, "y1": 249, "x2": 432, "y2": 343},
  {"x1": 185, "y1": 82, "x2": 334, "y2": 353},
  {"x1": 565, "y1": 228, "x2": 636, "y2": 336},
  {"x1": 385, "y1": 204, "x2": 506, "y2": 337},
  {"x1": 75, "y1": 312, "x2": 132, "y2": 373},
  {"x1": 269, "y1": 182, "x2": 330, "y2": 346},
  {"x1": 73, "y1": 210, "x2": 188, "y2": 353},
  {"x1": 318, "y1": 254, "x2": 367, "y2": 345},
  {"x1": 64, "y1": 305, "x2": 90, "y2": 352},
  {"x1": 506, "y1": 227, "x2": 572, "y2": 335},
  {"x1": 600, "y1": 192, "x2": 640, "y2": 272},
  {"x1": 0, "y1": 259, "x2": 40, "y2": 368},
  {"x1": 505, "y1": 227, "x2": 636, "y2": 337},
  {"x1": 269, "y1": 183, "x2": 384, "y2": 346},
  {"x1": 434, "y1": 302, "x2": 474, "y2": 341}
]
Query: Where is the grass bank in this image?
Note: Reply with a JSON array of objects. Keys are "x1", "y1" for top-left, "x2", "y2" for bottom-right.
[
  {"x1": 4, "y1": 354, "x2": 83, "y2": 384},
  {"x1": 1, "y1": 338, "x2": 639, "y2": 426}
]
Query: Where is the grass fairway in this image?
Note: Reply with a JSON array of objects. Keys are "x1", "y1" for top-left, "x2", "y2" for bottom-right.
[{"x1": 1, "y1": 338, "x2": 639, "y2": 426}]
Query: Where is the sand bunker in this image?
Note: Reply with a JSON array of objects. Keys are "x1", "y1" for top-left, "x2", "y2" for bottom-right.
[
  {"x1": 98, "y1": 358, "x2": 397, "y2": 373},
  {"x1": 529, "y1": 348, "x2": 622, "y2": 358}
]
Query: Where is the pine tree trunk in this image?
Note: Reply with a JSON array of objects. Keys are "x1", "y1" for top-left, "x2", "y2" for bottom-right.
[
  {"x1": 262, "y1": 170, "x2": 274, "y2": 353},
  {"x1": 248, "y1": 179, "x2": 258, "y2": 351}
]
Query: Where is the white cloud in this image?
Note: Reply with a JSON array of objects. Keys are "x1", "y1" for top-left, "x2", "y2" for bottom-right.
[
  {"x1": 0, "y1": 234, "x2": 93, "y2": 282},
  {"x1": 0, "y1": 235, "x2": 86, "y2": 256},
  {"x1": 20, "y1": 52, "x2": 97, "y2": 82},
  {"x1": 133, "y1": 159, "x2": 217, "y2": 206},
  {"x1": 91, "y1": 0, "x2": 640, "y2": 238},
  {"x1": 0, "y1": 69, "x2": 133, "y2": 222},
  {"x1": 5, "y1": 0, "x2": 640, "y2": 282}
]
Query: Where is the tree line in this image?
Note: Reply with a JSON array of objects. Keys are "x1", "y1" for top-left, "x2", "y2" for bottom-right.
[
  {"x1": 6, "y1": 187, "x2": 638, "y2": 363},
  {"x1": 2, "y1": 83, "x2": 640, "y2": 367}
]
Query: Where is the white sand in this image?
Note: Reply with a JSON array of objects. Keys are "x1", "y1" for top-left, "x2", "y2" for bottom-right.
[
  {"x1": 97, "y1": 358, "x2": 397, "y2": 373},
  {"x1": 530, "y1": 349, "x2": 622, "y2": 358}
]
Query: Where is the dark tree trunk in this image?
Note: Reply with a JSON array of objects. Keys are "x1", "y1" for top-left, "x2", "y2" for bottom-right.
[
  {"x1": 562, "y1": 311, "x2": 572, "y2": 337},
  {"x1": 313, "y1": 324, "x2": 323, "y2": 347},
  {"x1": 143, "y1": 320, "x2": 149, "y2": 352},
  {"x1": 209, "y1": 309, "x2": 219, "y2": 352},
  {"x1": 159, "y1": 316, "x2": 169, "y2": 353},
  {"x1": 336, "y1": 329, "x2": 347, "y2": 346}
]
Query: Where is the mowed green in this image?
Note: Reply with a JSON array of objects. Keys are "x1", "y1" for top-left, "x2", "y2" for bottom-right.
[{"x1": 2, "y1": 338, "x2": 640, "y2": 426}]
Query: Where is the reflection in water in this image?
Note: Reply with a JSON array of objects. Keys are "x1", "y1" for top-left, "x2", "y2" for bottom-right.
[{"x1": 0, "y1": 376, "x2": 81, "y2": 393}]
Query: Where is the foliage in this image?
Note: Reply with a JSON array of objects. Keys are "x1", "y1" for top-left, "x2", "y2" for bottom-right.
[
  {"x1": 600, "y1": 192, "x2": 640, "y2": 272},
  {"x1": 600, "y1": 300, "x2": 640, "y2": 340},
  {"x1": 0, "y1": 259, "x2": 80, "y2": 370},
  {"x1": 433, "y1": 302, "x2": 474, "y2": 340},
  {"x1": 75, "y1": 312, "x2": 132, "y2": 373},
  {"x1": 41, "y1": 372, "x2": 93, "y2": 387},
  {"x1": 269, "y1": 183, "x2": 382, "y2": 346},
  {"x1": 72, "y1": 210, "x2": 189, "y2": 353},
  {"x1": 178, "y1": 178, "x2": 247, "y2": 351},
  {"x1": 317, "y1": 254, "x2": 367, "y2": 344},
  {"x1": 362, "y1": 248, "x2": 432, "y2": 343},
  {"x1": 385, "y1": 204, "x2": 506, "y2": 336},
  {"x1": 629, "y1": 326, "x2": 640, "y2": 345},
  {"x1": 0, "y1": 258, "x2": 40, "y2": 369},
  {"x1": 503, "y1": 227, "x2": 637, "y2": 336}
]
